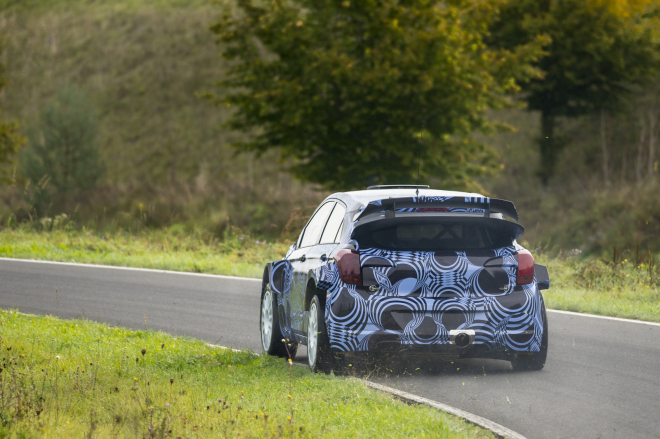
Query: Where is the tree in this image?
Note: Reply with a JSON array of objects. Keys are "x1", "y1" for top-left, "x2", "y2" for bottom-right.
[
  {"x1": 20, "y1": 87, "x2": 104, "y2": 213},
  {"x1": 0, "y1": 38, "x2": 26, "y2": 184},
  {"x1": 211, "y1": 0, "x2": 544, "y2": 191},
  {"x1": 490, "y1": 0, "x2": 660, "y2": 185}
]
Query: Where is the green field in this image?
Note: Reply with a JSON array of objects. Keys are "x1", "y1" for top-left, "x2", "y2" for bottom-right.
[
  {"x1": 0, "y1": 309, "x2": 495, "y2": 438},
  {"x1": 0, "y1": 226, "x2": 658, "y2": 323}
]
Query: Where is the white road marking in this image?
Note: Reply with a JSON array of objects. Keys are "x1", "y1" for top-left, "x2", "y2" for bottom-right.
[
  {"x1": 0, "y1": 257, "x2": 261, "y2": 282},
  {"x1": 547, "y1": 309, "x2": 660, "y2": 327}
]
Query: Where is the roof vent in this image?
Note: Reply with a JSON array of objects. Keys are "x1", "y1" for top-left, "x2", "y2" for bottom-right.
[{"x1": 367, "y1": 185, "x2": 430, "y2": 190}]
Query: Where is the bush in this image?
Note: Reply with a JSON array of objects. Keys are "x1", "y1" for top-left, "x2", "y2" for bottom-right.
[{"x1": 20, "y1": 86, "x2": 104, "y2": 214}]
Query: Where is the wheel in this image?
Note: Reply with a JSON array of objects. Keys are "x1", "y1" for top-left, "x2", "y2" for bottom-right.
[
  {"x1": 260, "y1": 282, "x2": 296, "y2": 359},
  {"x1": 512, "y1": 299, "x2": 548, "y2": 371},
  {"x1": 307, "y1": 295, "x2": 334, "y2": 373}
]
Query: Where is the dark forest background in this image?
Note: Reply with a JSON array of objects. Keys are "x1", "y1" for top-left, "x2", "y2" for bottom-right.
[{"x1": 0, "y1": 0, "x2": 658, "y2": 255}]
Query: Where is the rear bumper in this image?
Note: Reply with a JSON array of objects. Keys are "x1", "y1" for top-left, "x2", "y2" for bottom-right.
[{"x1": 325, "y1": 283, "x2": 544, "y2": 354}]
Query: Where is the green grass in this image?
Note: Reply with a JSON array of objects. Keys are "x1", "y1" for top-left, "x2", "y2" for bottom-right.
[
  {"x1": 0, "y1": 310, "x2": 494, "y2": 438},
  {"x1": 534, "y1": 249, "x2": 660, "y2": 323},
  {"x1": 0, "y1": 222, "x2": 291, "y2": 278}
]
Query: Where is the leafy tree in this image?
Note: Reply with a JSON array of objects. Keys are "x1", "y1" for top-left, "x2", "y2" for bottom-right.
[
  {"x1": 490, "y1": 0, "x2": 660, "y2": 185},
  {"x1": 0, "y1": 38, "x2": 26, "y2": 184},
  {"x1": 20, "y1": 87, "x2": 104, "y2": 212},
  {"x1": 211, "y1": 0, "x2": 544, "y2": 190}
]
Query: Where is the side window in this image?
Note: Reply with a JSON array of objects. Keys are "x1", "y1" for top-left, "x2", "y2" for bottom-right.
[
  {"x1": 299, "y1": 202, "x2": 335, "y2": 248},
  {"x1": 334, "y1": 222, "x2": 344, "y2": 243},
  {"x1": 320, "y1": 204, "x2": 346, "y2": 244}
]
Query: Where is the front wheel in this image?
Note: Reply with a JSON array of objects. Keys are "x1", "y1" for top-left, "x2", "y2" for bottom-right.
[
  {"x1": 307, "y1": 295, "x2": 334, "y2": 373},
  {"x1": 260, "y1": 283, "x2": 296, "y2": 359},
  {"x1": 512, "y1": 300, "x2": 548, "y2": 371}
]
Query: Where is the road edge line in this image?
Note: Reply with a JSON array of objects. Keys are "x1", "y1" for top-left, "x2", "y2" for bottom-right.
[
  {"x1": 546, "y1": 309, "x2": 660, "y2": 327},
  {"x1": 0, "y1": 257, "x2": 261, "y2": 282},
  {"x1": 360, "y1": 380, "x2": 526, "y2": 439},
  {"x1": 2, "y1": 257, "x2": 658, "y2": 326}
]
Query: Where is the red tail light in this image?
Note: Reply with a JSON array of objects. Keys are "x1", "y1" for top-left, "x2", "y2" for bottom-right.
[
  {"x1": 516, "y1": 249, "x2": 535, "y2": 285},
  {"x1": 336, "y1": 249, "x2": 362, "y2": 285}
]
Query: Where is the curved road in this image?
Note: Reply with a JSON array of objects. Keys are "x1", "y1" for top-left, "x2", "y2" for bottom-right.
[{"x1": 1, "y1": 258, "x2": 659, "y2": 439}]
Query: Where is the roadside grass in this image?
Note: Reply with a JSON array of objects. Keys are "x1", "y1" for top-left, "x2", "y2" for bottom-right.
[
  {"x1": 0, "y1": 310, "x2": 494, "y2": 439},
  {"x1": 0, "y1": 223, "x2": 291, "y2": 278},
  {"x1": 0, "y1": 226, "x2": 658, "y2": 322},
  {"x1": 533, "y1": 248, "x2": 660, "y2": 323}
]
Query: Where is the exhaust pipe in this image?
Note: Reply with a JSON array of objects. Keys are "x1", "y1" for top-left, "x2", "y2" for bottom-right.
[{"x1": 450, "y1": 330, "x2": 475, "y2": 348}]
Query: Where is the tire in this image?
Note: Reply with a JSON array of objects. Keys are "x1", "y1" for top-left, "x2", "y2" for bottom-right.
[
  {"x1": 260, "y1": 282, "x2": 296, "y2": 359},
  {"x1": 512, "y1": 299, "x2": 548, "y2": 371},
  {"x1": 307, "y1": 295, "x2": 334, "y2": 373}
]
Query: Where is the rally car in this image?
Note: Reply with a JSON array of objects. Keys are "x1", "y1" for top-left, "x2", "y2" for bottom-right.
[{"x1": 259, "y1": 186, "x2": 550, "y2": 372}]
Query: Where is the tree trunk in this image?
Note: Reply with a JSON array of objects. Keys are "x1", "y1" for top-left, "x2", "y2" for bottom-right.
[
  {"x1": 636, "y1": 113, "x2": 646, "y2": 183},
  {"x1": 600, "y1": 109, "x2": 610, "y2": 187},
  {"x1": 539, "y1": 109, "x2": 556, "y2": 186},
  {"x1": 649, "y1": 104, "x2": 657, "y2": 179},
  {"x1": 621, "y1": 146, "x2": 627, "y2": 185},
  {"x1": 248, "y1": 154, "x2": 254, "y2": 189}
]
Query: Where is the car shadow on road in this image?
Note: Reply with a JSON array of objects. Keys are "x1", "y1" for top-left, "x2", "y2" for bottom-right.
[
  {"x1": 294, "y1": 346, "x2": 525, "y2": 378},
  {"x1": 344, "y1": 355, "x2": 516, "y2": 380}
]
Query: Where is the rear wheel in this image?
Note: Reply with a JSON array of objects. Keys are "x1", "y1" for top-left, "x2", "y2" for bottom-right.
[
  {"x1": 512, "y1": 300, "x2": 548, "y2": 371},
  {"x1": 307, "y1": 295, "x2": 334, "y2": 373},
  {"x1": 260, "y1": 283, "x2": 296, "y2": 359}
]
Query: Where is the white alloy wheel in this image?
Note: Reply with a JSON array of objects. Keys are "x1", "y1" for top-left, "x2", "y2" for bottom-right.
[
  {"x1": 261, "y1": 288, "x2": 274, "y2": 352},
  {"x1": 308, "y1": 301, "x2": 319, "y2": 368}
]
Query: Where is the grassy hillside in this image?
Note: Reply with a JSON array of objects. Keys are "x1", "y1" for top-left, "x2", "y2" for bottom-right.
[
  {"x1": 0, "y1": 0, "x2": 324, "y2": 235},
  {"x1": 481, "y1": 109, "x2": 660, "y2": 254},
  {"x1": 0, "y1": 0, "x2": 658, "y2": 254}
]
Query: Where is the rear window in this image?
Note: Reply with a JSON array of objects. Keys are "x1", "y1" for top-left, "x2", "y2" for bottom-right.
[{"x1": 356, "y1": 222, "x2": 513, "y2": 251}]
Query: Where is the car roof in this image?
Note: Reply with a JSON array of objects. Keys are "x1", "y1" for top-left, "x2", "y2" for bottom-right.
[{"x1": 327, "y1": 188, "x2": 486, "y2": 212}]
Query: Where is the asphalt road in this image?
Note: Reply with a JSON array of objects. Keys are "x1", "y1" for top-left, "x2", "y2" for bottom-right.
[{"x1": 1, "y1": 258, "x2": 659, "y2": 439}]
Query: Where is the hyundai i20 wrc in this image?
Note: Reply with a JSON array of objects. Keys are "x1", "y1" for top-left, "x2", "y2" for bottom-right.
[{"x1": 259, "y1": 186, "x2": 550, "y2": 372}]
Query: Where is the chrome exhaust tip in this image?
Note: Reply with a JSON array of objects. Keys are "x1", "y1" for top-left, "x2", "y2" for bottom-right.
[{"x1": 450, "y1": 330, "x2": 475, "y2": 348}]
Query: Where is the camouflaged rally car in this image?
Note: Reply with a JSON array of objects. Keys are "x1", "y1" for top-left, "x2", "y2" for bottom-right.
[{"x1": 259, "y1": 186, "x2": 550, "y2": 372}]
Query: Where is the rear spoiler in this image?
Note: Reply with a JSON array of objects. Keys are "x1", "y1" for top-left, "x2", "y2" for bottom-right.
[{"x1": 358, "y1": 196, "x2": 519, "y2": 222}]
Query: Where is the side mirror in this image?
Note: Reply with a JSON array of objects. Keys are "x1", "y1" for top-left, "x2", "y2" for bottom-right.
[{"x1": 534, "y1": 264, "x2": 550, "y2": 290}]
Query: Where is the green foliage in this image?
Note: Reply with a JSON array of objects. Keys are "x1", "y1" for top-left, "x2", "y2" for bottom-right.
[
  {"x1": 0, "y1": 38, "x2": 26, "y2": 185},
  {"x1": 518, "y1": 179, "x2": 660, "y2": 254},
  {"x1": 533, "y1": 248, "x2": 660, "y2": 322},
  {"x1": 0, "y1": 115, "x2": 23, "y2": 184},
  {"x1": 490, "y1": 0, "x2": 660, "y2": 183},
  {"x1": 0, "y1": 310, "x2": 495, "y2": 438},
  {"x1": 20, "y1": 86, "x2": 104, "y2": 212},
  {"x1": 212, "y1": 0, "x2": 544, "y2": 191}
]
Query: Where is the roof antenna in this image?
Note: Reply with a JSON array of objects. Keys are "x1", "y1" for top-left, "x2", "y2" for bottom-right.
[{"x1": 416, "y1": 125, "x2": 423, "y2": 197}]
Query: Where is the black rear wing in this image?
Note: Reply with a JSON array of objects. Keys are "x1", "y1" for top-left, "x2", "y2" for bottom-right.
[{"x1": 359, "y1": 196, "x2": 519, "y2": 222}]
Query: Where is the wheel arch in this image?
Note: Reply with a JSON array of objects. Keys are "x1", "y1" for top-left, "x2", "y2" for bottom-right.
[
  {"x1": 304, "y1": 278, "x2": 326, "y2": 312},
  {"x1": 261, "y1": 264, "x2": 270, "y2": 296}
]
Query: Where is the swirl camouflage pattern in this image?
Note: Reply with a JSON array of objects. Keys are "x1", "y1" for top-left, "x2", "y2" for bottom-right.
[
  {"x1": 318, "y1": 246, "x2": 544, "y2": 353},
  {"x1": 261, "y1": 187, "x2": 549, "y2": 371}
]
